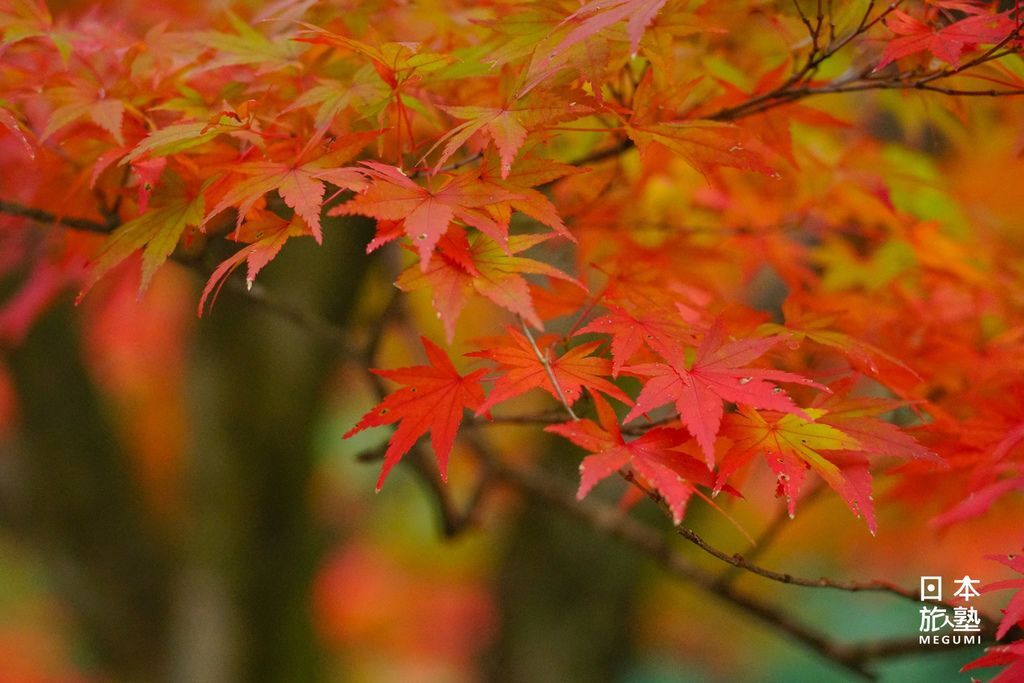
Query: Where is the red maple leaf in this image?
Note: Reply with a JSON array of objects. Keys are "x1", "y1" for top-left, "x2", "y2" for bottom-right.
[
  {"x1": 202, "y1": 133, "x2": 372, "y2": 243},
  {"x1": 546, "y1": 394, "x2": 719, "y2": 523},
  {"x1": 430, "y1": 97, "x2": 591, "y2": 178},
  {"x1": 623, "y1": 321, "x2": 823, "y2": 466},
  {"x1": 875, "y1": 9, "x2": 1015, "y2": 71},
  {"x1": 962, "y1": 641, "x2": 1024, "y2": 682},
  {"x1": 530, "y1": 0, "x2": 667, "y2": 83},
  {"x1": 476, "y1": 151, "x2": 583, "y2": 241},
  {"x1": 931, "y1": 476, "x2": 1024, "y2": 528},
  {"x1": 811, "y1": 385, "x2": 941, "y2": 464},
  {"x1": 396, "y1": 230, "x2": 580, "y2": 341},
  {"x1": 469, "y1": 328, "x2": 632, "y2": 415},
  {"x1": 715, "y1": 388, "x2": 941, "y2": 531},
  {"x1": 716, "y1": 407, "x2": 873, "y2": 529},
  {"x1": 331, "y1": 161, "x2": 521, "y2": 267},
  {"x1": 198, "y1": 211, "x2": 311, "y2": 315},
  {"x1": 577, "y1": 304, "x2": 697, "y2": 376},
  {"x1": 983, "y1": 554, "x2": 1024, "y2": 641},
  {"x1": 344, "y1": 337, "x2": 487, "y2": 490}
]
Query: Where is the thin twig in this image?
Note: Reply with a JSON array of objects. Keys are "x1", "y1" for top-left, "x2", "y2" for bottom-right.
[
  {"x1": 714, "y1": 482, "x2": 827, "y2": 588},
  {"x1": 517, "y1": 315, "x2": 579, "y2": 421},
  {"x1": 679, "y1": 525, "x2": 918, "y2": 598},
  {"x1": 676, "y1": 525, "x2": 1016, "y2": 641}
]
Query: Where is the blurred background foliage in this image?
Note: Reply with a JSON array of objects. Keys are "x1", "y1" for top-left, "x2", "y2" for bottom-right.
[{"x1": 0, "y1": 185, "x2": 1012, "y2": 683}]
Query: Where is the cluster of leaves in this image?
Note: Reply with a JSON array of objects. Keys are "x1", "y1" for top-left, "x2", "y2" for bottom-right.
[{"x1": 2, "y1": 0, "x2": 1024, "y2": 677}]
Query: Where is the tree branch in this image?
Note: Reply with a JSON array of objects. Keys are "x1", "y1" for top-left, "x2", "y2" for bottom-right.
[
  {"x1": 714, "y1": 482, "x2": 827, "y2": 588},
  {"x1": 566, "y1": 1, "x2": 1020, "y2": 169},
  {"x1": 468, "y1": 436, "x2": 895, "y2": 679},
  {"x1": 676, "y1": 525, "x2": 1015, "y2": 643},
  {"x1": 679, "y1": 525, "x2": 917, "y2": 597},
  {"x1": 0, "y1": 199, "x2": 114, "y2": 234}
]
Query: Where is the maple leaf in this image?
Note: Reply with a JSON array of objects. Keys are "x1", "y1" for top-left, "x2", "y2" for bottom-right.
[
  {"x1": 40, "y1": 82, "x2": 125, "y2": 145},
  {"x1": 623, "y1": 322, "x2": 824, "y2": 467},
  {"x1": 469, "y1": 328, "x2": 632, "y2": 415},
  {"x1": 430, "y1": 97, "x2": 591, "y2": 178},
  {"x1": 192, "y1": 11, "x2": 300, "y2": 73},
  {"x1": 0, "y1": 100, "x2": 34, "y2": 158},
  {"x1": 202, "y1": 136, "x2": 370, "y2": 243},
  {"x1": 932, "y1": 421, "x2": 1024, "y2": 526},
  {"x1": 758, "y1": 297, "x2": 920, "y2": 382},
  {"x1": 198, "y1": 211, "x2": 312, "y2": 315},
  {"x1": 716, "y1": 384, "x2": 941, "y2": 532},
  {"x1": 294, "y1": 26, "x2": 451, "y2": 84},
  {"x1": 0, "y1": 0, "x2": 54, "y2": 46},
  {"x1": 345, "y1": 337, "x2": 487, "y2": 490},
  {"x1": 577, "y1": 304, "x2": 697, "y2": 376},
  {"x1": 716, "y1": 407, "x2": 874, "y2": 529},
  {"x1": 931, "y1": 476, "x2": 1024, "y2": 528},
  {"x1": 810, "y1": 386, "x2": 941, "y2": 464},
  {"x1": 293, "y1": 27, "x2": 451, "y2": 154},
  {"x1": 476, "y1": 150, "x2": 583, "y2": 240},
  {"x1": 982, "y1": 554, "x2": 1024, "y2": 641},
  {"x1": 700, "y1": 62, "x2": 850, "y2": 167},
  {"x1": 962, "y1": 641, "x2": 1024, "y2": 683},
  {"x1": 626, "y1": 120, "x2": 777, "y2": 177},
  {"x1": 79, "y1": 189, "x2": 204, "y2": 300},
  {"x1": 396, "y1": 230, "x2": 579, "y2": 342},
  {"x1": 875, "y1": 9, "x2": 1015, "y2": 71},
  {"x1": 332, "y1": 161, "x2": 521, "y2": 267},
  {"x1": 546, "y1": 394, "x2": 715, "y2": 523},
  {"x1": 121, "y1": 119, "x2": 252, "y2": 165},
  {"x1": 536, "y1": 0, "x2": 668, "y2": 75}
]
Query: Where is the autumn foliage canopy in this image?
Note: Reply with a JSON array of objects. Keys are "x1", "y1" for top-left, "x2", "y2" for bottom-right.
[{"x1": 2, "y1": 0, "x2": 1024, "y2": 679}]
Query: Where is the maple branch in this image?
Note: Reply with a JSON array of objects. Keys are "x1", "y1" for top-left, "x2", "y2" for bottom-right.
[
  {"x1": 485, "y1": 445, "x2": 1020, "y2": 674},
  {"x1": 714, "y1": 482, "x2": 828, "y2": 588},
  {"x1": 567, "y1": 137, "x2": 634, "y2": 169},
  {"x1": 0, "y1": 199, "x2": 115, "y2": 234},
  {"x1": 675, "y1": 525, "x2": 1020, "y2": 644},
  {"x1": 470, "y1": 439, "x2": 887, "y2": 680},
  {"x1": 467, "y1": 410, "x2": 568, "y2": 427},
  {"x1": 678, "y1": 525, "x2": 917, "y2": 598},
  {"x1": 618, "y1": 457, "x2": 1017, "y2": 647},
  {"x1": 517, "y1": 315, "x2": 579, "y2": 421},
  {"x1": 710, "y1": 10, "x2": 1024, "y2": 120},
  {"x1": 567, "y1": 1, "x2": 1024, "y2": 170}
]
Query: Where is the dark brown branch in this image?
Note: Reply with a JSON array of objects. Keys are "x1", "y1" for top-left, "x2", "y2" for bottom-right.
[
  {"x1": 467, "y1": 410, "x2": 569, "y2": 427},
  {"x1": 679, "y1": 525, "x2": 917, "y2": 598},
  {"x1": 676, "y1": 525, "x2": 1016, "y2": 642},
  {"x1": 568, "y1": 0, "x2": 1021, "y2": 169},
  {"x1": 714, "y1": 482, "x2": 827, "y2": 588},
  {"x1": 0, "y1": 199, "x2": 114, "y2": 234}
]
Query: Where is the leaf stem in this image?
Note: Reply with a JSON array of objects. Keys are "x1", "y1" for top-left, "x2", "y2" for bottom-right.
[{"x1": 517, "y1": 315, "x2": 580, "y2": 421}]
